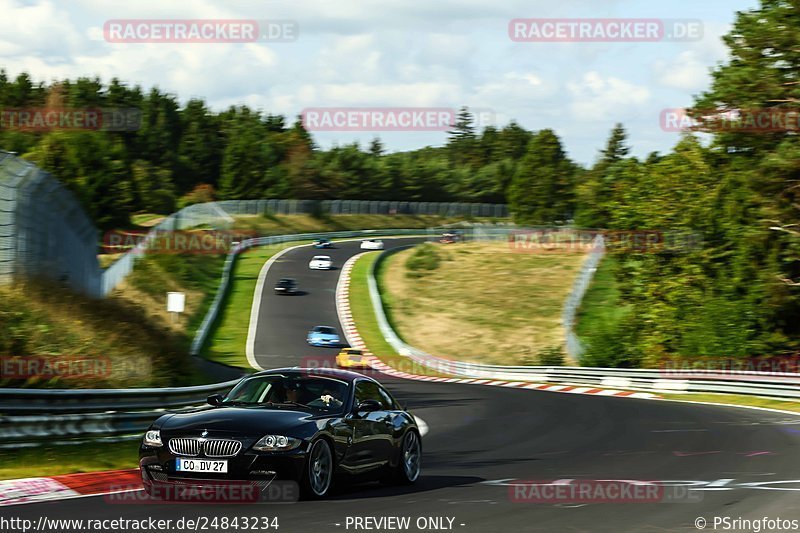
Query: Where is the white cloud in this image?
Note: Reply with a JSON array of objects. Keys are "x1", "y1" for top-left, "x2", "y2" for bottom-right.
[
  {"x1": 653, "y1": 51, "x2": 711, "y2": 91},
  {"x1": 567, "y1": 71, "x2": 650, "y2": 121}
]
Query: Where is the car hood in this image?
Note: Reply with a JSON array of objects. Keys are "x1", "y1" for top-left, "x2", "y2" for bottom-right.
[{"x1": 158, "y1": 406, "x2": 317, "y2": 438}]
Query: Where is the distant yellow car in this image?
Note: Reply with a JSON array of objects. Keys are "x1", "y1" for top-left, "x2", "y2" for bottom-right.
[{"x1": 336, "y1": 348, "x2": 370, "y2": 369}]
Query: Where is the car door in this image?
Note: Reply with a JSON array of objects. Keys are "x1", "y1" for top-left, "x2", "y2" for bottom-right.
[{"x1": 342, "y1": 380, "x2": 394, "y2": 474}]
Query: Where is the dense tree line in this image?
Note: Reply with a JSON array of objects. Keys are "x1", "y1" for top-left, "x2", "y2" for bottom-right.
[
  {"x1": 574, "y1": 0, "x2": 800, "y2": 365},
  {"x1": 0, "y1": 75, "x2": 565, "y2": 229},
  {"x1": 1, "y1": 0, "x2": 798, "y2": 366}
]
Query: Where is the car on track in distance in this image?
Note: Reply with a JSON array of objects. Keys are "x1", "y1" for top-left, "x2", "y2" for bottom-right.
[
  {"x1": 309, "y1": 255, "x2": 333, "y2": 270},
  {"x1": 313, "y1": 238, "x2": 333, "y2": 249},
  {"x1": 274, "y1": 278, "x2": 298, "y2": 295},
  {"x1": 307, "y1": 326, "x2": 341, "y2": 347},
  {"x1": 336, "y1": 348, "x2": 370, "y2": 369},
  {"x1": 440, "y1": 232, "x2": 461, "y2": 244},
  {"x1": 360, "y1": 239, "x2": 384, "y2": 250},
  {"x1": 139, "y1": 368, "x2": 421, "y2": 500}
]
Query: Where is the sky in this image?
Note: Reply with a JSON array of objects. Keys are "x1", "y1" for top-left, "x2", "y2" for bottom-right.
[{"x1": 1, "y1": 0, "x2": 758, "y2": 165}]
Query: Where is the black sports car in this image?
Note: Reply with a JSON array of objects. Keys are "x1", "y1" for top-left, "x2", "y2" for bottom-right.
[
  {"x1": 273, "y1": 277, "x2": 298, "y2": 294},
  {"x1": 139, "y1": 368, "x2": 421, "y2": 500}
]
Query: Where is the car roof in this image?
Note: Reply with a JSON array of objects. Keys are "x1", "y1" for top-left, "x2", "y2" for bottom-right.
[
  {"x1": 312, "y1": 255, "x2": 330, "y2": 259},
  {"x1": 253, "y1": 367, "x2": 375, "y2": 384}
]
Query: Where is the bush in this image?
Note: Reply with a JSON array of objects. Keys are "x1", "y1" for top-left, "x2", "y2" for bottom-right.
[
  {"x1": 405, "y1": 243, "x2": 442, "y2": 278},
  {"x1": 537, "y1": 345, "x2": 566, "y2": 366}
]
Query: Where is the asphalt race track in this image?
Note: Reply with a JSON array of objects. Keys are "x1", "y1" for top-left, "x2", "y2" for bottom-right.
[{"x1": 13, "y1": 239, "x2": 800, "y2": 532}]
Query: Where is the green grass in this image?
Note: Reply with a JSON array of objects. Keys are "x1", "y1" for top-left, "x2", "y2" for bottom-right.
[
  {"x1": 0, "y1": 440, "x2": 140, "y2": 481},
  {"x1": 574, "y1": 255, "x2": 628, "y2": 339},
  {"x1": 659, "y1": 392, "x2": 800, "y2": 413},
  {"x1": 130, "y1": 213, "x2": 166, "y2": 227},
  {"x1": 348, "y1": 253, "x2": 446, "y2": 377},
  {"x1": 0, "y1": 280, "x2": 202, "y2": 389}
]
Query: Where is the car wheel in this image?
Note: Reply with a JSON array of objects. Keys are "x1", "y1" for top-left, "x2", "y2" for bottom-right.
[
  {"x1": 384, "y1": 430, "x2": 421, "y2": 485},
  {"x1": 302, "y1": 439, "x2": 334, "y2": 498}
]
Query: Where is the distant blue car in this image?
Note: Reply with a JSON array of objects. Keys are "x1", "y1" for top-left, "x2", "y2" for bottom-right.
[
  {"x1": 307, "y1": 326, "x2": 341, "y2": 347},
  {"x1": 313, "y1": 238, "x2": 333, "y2": 249}
]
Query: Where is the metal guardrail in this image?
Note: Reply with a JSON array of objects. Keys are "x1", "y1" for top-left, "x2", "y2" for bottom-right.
[
  {"x1": 367, "y1": 247, "x2": 800, "y2": 400},
  {"x1": 0, "y1": 379, "x2": 240, "y2": 445}
]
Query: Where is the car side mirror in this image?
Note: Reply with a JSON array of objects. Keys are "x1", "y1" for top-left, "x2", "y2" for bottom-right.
[
  {"x1": 207, "y1": 394, "x2": 224, "y2": 406},
  {"x1": 355, "y1": 399, "x2": 381, "y2": 416}
]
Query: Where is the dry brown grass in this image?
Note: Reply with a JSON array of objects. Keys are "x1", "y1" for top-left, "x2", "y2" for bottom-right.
[{"x1": 380, "y1": 242, "x2": 586, "y2": 365}]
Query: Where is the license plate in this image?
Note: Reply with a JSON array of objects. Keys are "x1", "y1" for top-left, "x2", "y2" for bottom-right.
[{"x1": 175, "y1": 458, "x2": 228, "y2": 473}]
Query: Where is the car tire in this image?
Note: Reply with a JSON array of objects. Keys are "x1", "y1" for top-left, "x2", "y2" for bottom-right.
[
  {"x1": 384, "y1": 430, "x2": 421, "y2": 485},
  {"x1": 301, "y1": 439, "x2": 334, "y2": 499}
]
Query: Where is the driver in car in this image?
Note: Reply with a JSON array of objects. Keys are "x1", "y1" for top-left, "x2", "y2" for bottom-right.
[{"x1": 319, "y1": 388, "x2": 343, "y2": 408}]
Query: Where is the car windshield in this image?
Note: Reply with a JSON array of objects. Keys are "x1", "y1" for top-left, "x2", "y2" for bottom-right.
[
  {"x1": 223, "y1": 374, "x2": 349, "y2": 412},
  {"x1": 314, "y1": 327, "x2": 337, "y2": 335},
  {"x1": 313, "y1": 256, "x2": 329, "y2": 261}
]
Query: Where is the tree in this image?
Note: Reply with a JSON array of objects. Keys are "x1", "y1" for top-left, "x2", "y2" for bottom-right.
[
  {"x1": 508, "y1": 129, "x2": 577, "y2": 224},
  {"x1": 575, "y1": 123, "x2": 630, "y2": 227}
]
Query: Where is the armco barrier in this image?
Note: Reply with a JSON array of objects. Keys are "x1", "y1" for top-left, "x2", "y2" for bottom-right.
[
  {"x1": 0, "y1": 379, "x2": 240, "y2": 445},
  {"x1": 366, "y1": 247, "x2": 800, "y2": 400}
]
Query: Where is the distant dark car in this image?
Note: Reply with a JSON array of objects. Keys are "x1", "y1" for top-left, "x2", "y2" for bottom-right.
[
  {"x1": 274, "y1": 278, "x2": 297, "y2": 294},
  {"x1": 313, "y1": 238, "x2": 333, "y2": 249},
  {"x1": 139, "y1": 368, "x2": 421, "y2": 499}
]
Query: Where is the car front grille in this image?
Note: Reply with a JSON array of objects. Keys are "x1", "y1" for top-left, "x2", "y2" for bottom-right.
[{"x1": 168, "y1": 438, "x2": 242, "y2": 457}]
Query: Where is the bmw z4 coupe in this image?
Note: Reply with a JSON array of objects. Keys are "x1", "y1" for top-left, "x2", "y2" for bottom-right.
[{"x1": 139, "y1": 368, "x2": 422, "y2": 499}]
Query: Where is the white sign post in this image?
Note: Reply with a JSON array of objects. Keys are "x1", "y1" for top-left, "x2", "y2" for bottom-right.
[{"x1": 167, "y1": 292, "x2": 186, "y2": 325}]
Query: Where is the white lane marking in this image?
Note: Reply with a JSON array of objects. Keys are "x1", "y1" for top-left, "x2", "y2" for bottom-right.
[
  {"x1": 414, "y1": 416, "x2": 429, "y2": 437},
  {"x1": 247, "y1": 236, "x2": 423, "y2": 371},
  {"x1": 654, "y1": 398, "x2": 800, "y2": 418}
]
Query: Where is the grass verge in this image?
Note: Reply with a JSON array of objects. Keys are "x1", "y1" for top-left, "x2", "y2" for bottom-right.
[
  {"x1": 0, "y1": 440, "x2": 140, "y2": 481},
  {"x1": 379, "y1": 242, "x2": 585, "y2": 365},
  {"x1": 574, "y1": 255, "x2": 627, "y2": 339},
  {"x1": 348, "y1": 252, "x2": 446, "y2": 378},
  {"x1": 659, "y1": 391, "x2": 800, "y2": 414}
]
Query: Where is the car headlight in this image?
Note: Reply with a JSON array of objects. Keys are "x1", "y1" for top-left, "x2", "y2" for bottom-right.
[
  {"x1": 252, "y1": 435, "x2": 302, "y2": 452},
  {"x1": 143, "y1": 429, "x2": 162, "y2": 447}
]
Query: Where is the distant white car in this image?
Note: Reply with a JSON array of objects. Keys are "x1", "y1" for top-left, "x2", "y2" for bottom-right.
[
  {"x1": 309, "y1": 255, "x2": 333, "y2": 270},
  {"x1": 360, "y1": 239, "x2": 385, "y2": 250}
]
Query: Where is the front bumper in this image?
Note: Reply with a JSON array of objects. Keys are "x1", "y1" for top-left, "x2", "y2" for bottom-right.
[{"x1": 139, "y1": 444, "x2": 307, "y2": 493}]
